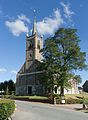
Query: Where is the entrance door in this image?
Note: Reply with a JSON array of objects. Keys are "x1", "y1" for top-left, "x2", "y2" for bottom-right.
[{"x1": 28, "y1": 86, "x2": 32, "y2": 95}]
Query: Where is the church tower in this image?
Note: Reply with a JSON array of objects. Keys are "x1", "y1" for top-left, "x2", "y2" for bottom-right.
[
  {"x1": 26, "y1": 13, "x2": 43, "y2": 70},
  {"x1": 16, "y1": 12, "x2": 44, "y2": 96}
]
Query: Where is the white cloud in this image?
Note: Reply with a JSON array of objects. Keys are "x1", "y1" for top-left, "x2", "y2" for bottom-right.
[
  {"x1": 18, "y1": 14, "x2": 30, "y2": 23},
  {"x1": 37, "y1": 9, "x2": 63, "y2": 36},
  {"x1": 60, "y1": 2, "x2": 74, "y2": 21},
  {"x1": 0, "y1": 68, "x2": 7, "y2": 73},
  {"x1": 10, "y1": 70, "x2": 17, "y2": 74},
  {"x1": 0, "y1": 6, "x2": 10, "y2": 19},
  {"x1": 5, "y1": 20, "x2": 28, "y2": 36},
  {"x1": 5, "y1": 14, "x2": 30, "y2": 36}
]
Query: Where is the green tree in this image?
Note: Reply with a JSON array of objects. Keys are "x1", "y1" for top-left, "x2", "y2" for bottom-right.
[
  {"x1": 3, "y1": 81, "x2": 8, "y2": 92},
  {"x1": 6, "y1": 86, "x2": 9, "y2": 95},
  {"x1": 8, "y1": 80, "x2": 15, "y2": 94},
  {"x1": 73, "y1": 75, "x2": 82, "y2": 84},
  {"x1": 0, "y1": 80, "x2": 15, "y2": 95},
  {"x1": 40, "y1": 28, "x2": 87, "y2": 96},
  {"x1": 39, "y1": 38, "x2": 59, "y2": 94}
]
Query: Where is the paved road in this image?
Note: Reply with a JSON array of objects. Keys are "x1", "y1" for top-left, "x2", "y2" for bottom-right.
[{"x1": 12, "y1": 100, "x2": 88, "y2": 120}]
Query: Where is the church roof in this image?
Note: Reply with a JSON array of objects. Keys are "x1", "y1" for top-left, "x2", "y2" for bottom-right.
[
  {"x1": 83, "y1": 80, "x2": 88, "y2": 87},
  {"x1": 26, "y1": 60, "x2": 41, "y2": 73},
  {"x1": 17, "y1": 60, "x2": 42, "y2": 75}
]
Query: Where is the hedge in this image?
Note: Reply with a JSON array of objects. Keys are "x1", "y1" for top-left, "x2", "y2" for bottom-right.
[
  {"x1": 65, "y1": 98, "x2": 83, "y2": 104},
  {"x1": 83, "y1": 97, "x2": 88, "y2": 109},
  {"x1": 13, "y1": 96, "x2": 49, "y2": 103},
  {"x1": 0, "y1": 99, "x2": 15, "y2": 120},
  {"x1": 55, "y1": 97, "x2": 83, "y2": 104}
]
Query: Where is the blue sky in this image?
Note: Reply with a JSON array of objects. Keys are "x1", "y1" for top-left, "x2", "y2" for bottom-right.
[{"x1": 0, "y1": 0, "x2": 88, "y2": 86}]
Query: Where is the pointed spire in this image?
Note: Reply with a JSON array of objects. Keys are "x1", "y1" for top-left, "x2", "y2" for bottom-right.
[
  {"x1": 26, "y1": 29, "x2": 29, "y2": 37},
  {"x1": 26, "y1": 32, "x2": 29, "y2": 37},
  {"x1": 32, "y1": 10, "x2": 37, "y2": 35}
]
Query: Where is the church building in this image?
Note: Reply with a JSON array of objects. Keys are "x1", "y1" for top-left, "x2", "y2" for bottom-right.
[
  {"x1": 16, "y1": 14, "x2": 79, "y2": 96},
  {"x1": 16, "y1": 15, "x2": 44, "y2": 95}
]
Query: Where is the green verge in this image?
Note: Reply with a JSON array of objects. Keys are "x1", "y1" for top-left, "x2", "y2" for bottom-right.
[
  {"x1": 54, "y1": 93, "x2": 88, "y2": 104},
  {"x1": 0, "y1": 99, "x2": 15, "y2": 120},
  {"x1": 13, "y1": 95, "x2": 48, "y2": 99}
]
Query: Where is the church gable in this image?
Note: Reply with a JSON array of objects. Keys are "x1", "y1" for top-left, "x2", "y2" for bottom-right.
[
  {"x1": 18, "y1": 62, "x2": 26, "y2": 74},
  {"x1": 26, "y1": 60, "x2": 41, "y2": 73}
]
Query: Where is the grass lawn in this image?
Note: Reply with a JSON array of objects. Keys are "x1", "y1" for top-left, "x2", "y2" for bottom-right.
[
  {"x1": 29, "y1": 96, "x2": 48, "y2": 99},
  {"x1": 13, "y1": 95, "x2": 48, "y2": 100},
  {"x1": 65, "y1": 92, "x2": 88, "y2": 99}
]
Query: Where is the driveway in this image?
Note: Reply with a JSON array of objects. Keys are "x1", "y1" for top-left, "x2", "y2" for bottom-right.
[{"x1": 12, "y1": 100, "x2": 88, "y2": 120}]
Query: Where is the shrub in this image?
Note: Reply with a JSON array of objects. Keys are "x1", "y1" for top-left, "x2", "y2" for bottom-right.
[
  {"x1": 83, "y1": 98, "x2": 88, "y2": 109},
  {"x1": 65, "y1": 98, "x2": 83, "y2": 104},
  {"x1": 0, "y1": 99, "x2": 15, "y2": 120},
  {"x1": 55, "y1": 96, "x2": 83, "y2": 104},
  {"x1": 56, "y1": 97, "x2": 61, "y2": 104},
  {"x1": 84, "y1": 98, "x2": 88, "y2": 105}
]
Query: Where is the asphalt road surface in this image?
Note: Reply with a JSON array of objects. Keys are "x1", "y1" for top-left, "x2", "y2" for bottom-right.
[{"x1": 12, "y1": 100, "x2": 88, "y2": 120}]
